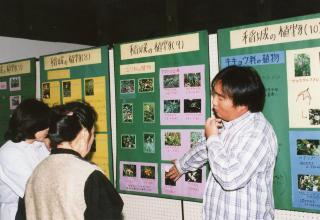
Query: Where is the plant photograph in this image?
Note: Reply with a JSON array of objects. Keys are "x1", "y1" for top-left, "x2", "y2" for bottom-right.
[
  {"x1": 138, "y1": 78, "x2": 154, "y2": 93},
  {"x1": 185, "y1": 169, "x2": 202, "y2": 183},
  {"x1": 143, "y1": 133, "x2": 155, "y2": 153},
  {"x1": 9, "y1": 76, "x2": 21, "y2": 91},
  {"x1": 164, "y1": 100, "x2": 180, "y2": 113},
  {"x1": 163, "y1": 74, "x2": 179, "y2": 88},
  {"x1": 85, "y1": 79, "x2": 94, "y2": 96},
  {"x1": 165, "y1": 171, "x2": 176, "y2": 186},
  {"x1": 121, "y1": 134, "x2": 136, "y2": 149},
  {"x1": 164, "y1": 132, "x2": 181, "y2": 146},
  {"x1": 10, "y1": 95, "x2": 21, "y2": 110},
  {"x1": 143, "y1": 103, "x2": 155, "y2": 122},
  {"x1": 141, "y1": 165, "x2": 155, "y2": 179},
  {"x1": 184, "y1": 72, "x2": 201, "y2": 87},
  {"x1": 120, "y1": 79, "x2": 135, "y2": 94},
  {"x1": 294, "y1": 53, "x2": 311, "y2": 77},
  {"x1": 190, "y1": 131, "x2": 203, "y2": 148},
  {"x1": 42, "y1": 83, "x2": 50, "y2": 99},
  {"x1": 122, "y1": 103, "x2": 133, "y2": 123},
  {"x1": 63, "y1": 81, "x2": 71, "y2": 97},
  {"x1": 298, "y1": 174, "x2": 320, "y2": 191},
  {"x1": 309, "y1": 109, "x2": 320, "y2": 125},
  {"x1": 123, "y1": 164, "x2": 136, "y2": 177},
  {"x1": 297, "y1": 139, "x2": 320, "y2": 156},
  {"x1": 184, "y1": 99, "x2": 201, "y2": 113}
]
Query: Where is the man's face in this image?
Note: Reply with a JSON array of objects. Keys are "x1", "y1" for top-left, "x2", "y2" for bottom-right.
[{"x1": 211, "y1": 80, "x2": 247, "y2": 121}]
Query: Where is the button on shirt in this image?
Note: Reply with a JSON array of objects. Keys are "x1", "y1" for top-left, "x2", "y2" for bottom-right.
[
  {"x1": 176, "y1": 112, "x2": 278, "y2": 220},
  {"x1": 0, "y1": 140, "x2": 49, "y2": 220}
]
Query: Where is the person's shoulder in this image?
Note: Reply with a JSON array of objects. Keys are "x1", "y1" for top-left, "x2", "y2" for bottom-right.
[
  {"x1": 0, "y1": 140, "x2": 21, "y2": 156},
  {"x1": 0, "y1": 141, "x2": 25, "y2": 165},
  {"x1": 251, "y1": 112, "x2": 275, "y2": 133}
]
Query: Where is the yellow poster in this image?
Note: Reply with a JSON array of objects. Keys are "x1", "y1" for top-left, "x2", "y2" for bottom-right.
[
  {"x1": 88, "y1": 133, "x2": 110, "y2": 178},
  {"x1": 62, "y1": 79, "x2": 82, "y2": 104},
  {"x1": 84, "y1": 76, "x2": 107, "y2": 132},
  {"x1": 42, "y1": 81, "x2": 61, "y2": 107}
]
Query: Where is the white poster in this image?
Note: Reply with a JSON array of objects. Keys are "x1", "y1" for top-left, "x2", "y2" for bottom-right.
[{"x1": 287, "y1": 47, "x2": 320, "y2": 128}]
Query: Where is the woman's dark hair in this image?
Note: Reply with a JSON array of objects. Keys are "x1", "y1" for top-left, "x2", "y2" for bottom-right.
[
  {"x1": 212, "y1": 65, "x2": 265, "y2": 112},
  {"x1": 4, "y1": 99, "x2": 50, "y2": 142},
  {"x1": 48, "y1": 101, "x2": 97, "y2": 148}
]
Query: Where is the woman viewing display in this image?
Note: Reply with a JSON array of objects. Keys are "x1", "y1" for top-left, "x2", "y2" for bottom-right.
[{"x1": 25, "y1": 101, "x2": 123, "y2": 220}]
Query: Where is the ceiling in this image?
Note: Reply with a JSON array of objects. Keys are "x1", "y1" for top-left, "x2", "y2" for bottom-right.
[{"x1": 1, "y1": 0, "x2": 320, "y2": 46}]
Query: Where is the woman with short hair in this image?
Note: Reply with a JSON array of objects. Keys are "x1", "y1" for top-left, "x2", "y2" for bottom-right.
[{"x1": 0, "y1": 99, "x2": 51, "y2": 220}]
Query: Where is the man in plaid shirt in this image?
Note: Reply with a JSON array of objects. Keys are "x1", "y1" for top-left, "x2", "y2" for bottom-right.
[{"x1": 166, "y1": 66, "x2": 278, "y2": 220}]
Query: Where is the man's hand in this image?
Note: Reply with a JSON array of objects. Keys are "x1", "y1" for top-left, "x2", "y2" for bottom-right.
[
  {"x1": 165, "y1": 162, "x2": 182, "y2": 182},
  {"x1": 205, "y1": 116, "x2": 223, "y2": 138}
]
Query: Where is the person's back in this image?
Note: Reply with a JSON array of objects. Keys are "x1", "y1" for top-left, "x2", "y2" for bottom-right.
[
  {"x1": 25, "y1": 101, "x2": 123, "y2": 220},
  {"x1": 0, "y1": 99, "x2": 50, "y2": 220},
  {"x1": 26, "y1": 152, "x2": 102, "y2": 220}
]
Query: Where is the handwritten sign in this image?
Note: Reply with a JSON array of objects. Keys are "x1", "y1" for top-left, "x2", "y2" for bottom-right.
[
  {"x1": 120, "y1": 62, "x2": 155, "y2": 75},
  {"x1": 44, "y1": 48, "x2": 102, "y2": 70},
  {"x1": 120, "y1": 33, "x2": 199, "y2": 60},
  {"x1": 230, "y1": 18, "x2": 320, "y2": 49},
  {"x1": 0, "y1": 60, "x2": 30, "y2": 77},
  {"x1": 220, "y1": 51, "x2": 285, "y2": 68}
]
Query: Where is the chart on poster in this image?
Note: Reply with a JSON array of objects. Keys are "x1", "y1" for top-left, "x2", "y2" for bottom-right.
[
  {"x1": 114, "y1": 31, "x2": 211, "y2": 201},
  {"x1": 218, "y1": 13, "x2": 320, "y2": 213},
  {"x1": 0, "y1": 59, "x2": 36, "y2": 145},
  {"x1": 40, "y1": 47, "x2": 114, "y2": 180}
]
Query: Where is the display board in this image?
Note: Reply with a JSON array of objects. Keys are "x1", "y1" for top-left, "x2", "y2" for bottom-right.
[
  {"x1": 40, "y1": 47, "x2": 114, "y2": 180},
  {"x1": 0, "y1": 58, "x2": 36, "y2": 145},
  {"x1": 114, "y1": 31, "x2": 211, "y2": 201},
  {"x1": 217, "y1": 13, "x2": 320, "y2": 213}
]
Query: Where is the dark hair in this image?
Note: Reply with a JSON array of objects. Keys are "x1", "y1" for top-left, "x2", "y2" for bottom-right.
[
  {"x1": 4, "y1": 99, "x2": 50, "y2": 142},
  {"x1": 48, "y1": 101, "x2": 97, "y2": 148},
  {"x1": 212, "y1": 65, "x2": 265, "y2": 112}
]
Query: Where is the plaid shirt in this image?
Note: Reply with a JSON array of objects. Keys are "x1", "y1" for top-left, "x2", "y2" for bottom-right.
[{"x1": 176, "y1": 112, "x2": 278, "y2": 220}]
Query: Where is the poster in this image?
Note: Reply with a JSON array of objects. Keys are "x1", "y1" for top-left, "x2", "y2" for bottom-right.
[
  {"x1": 290, "y1": 131, "x2": 320, "y2": 210},
  {"x1": 218, "y1": 13, "x2": 320, "y2": 212},
  {"x1": 115, "y1": 31, "x2": 210, "y2": 201},
  {"x1": 40, "y1": 47, "x2": 114, "y2": 181},
  {"x1": 0, "y1": 59, "x2": 36, "y2": 145}
]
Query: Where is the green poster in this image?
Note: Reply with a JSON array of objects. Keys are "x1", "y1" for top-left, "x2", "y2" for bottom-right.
[
  {"x1": 0, "y1": 58, "x2": 36, "y2": 145},
  {"x1": 114, "y1": 31, "x2": 211, "y2": 201},
  {"x1": 40, "y1": 46, "x2": 114, "y2": 181},
  {"x1": 218, "y1": 13, "x2": 320, "y2": 213}
]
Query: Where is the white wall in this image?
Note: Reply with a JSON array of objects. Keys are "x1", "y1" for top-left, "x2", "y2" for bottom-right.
[{"x1": 0, "y1": 36, "x2": 91, "y2": 63}]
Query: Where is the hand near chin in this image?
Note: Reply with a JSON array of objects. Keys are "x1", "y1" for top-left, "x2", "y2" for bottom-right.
[{"x1": 205, "y1": 116, "x2": 223, "y2": 138}]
